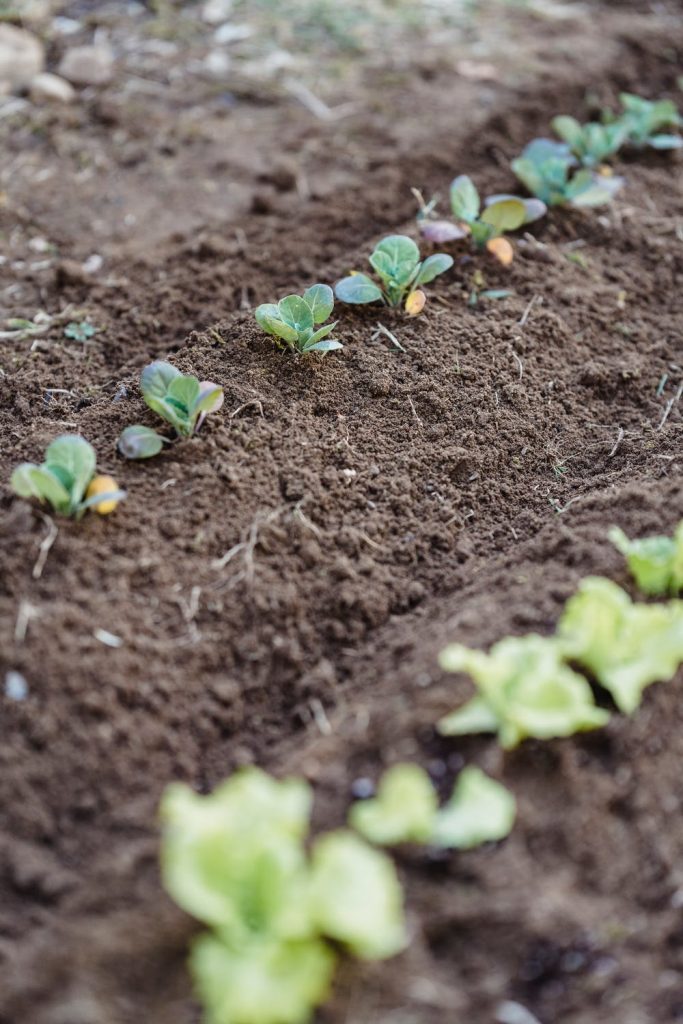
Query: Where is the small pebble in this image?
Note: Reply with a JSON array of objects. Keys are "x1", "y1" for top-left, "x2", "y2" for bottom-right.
[
  {"x1": 202, "y1": 0, "x2": 234, "y2": 24},
  {"x1": 5, "y1": 671, "x2": 28, "y2": 702},
  {"x1": 30, "y1": 72, "x2": 76, "y2": 105},
  {"x1": 351, "y1": 777, "x2": 375, "y2": 799},
  {"x1": 0, "y1": 25, "x2": 44, "y2": 89},
  {"x1": 58, "y1": 45, "x2": 115, "y2": 87}
]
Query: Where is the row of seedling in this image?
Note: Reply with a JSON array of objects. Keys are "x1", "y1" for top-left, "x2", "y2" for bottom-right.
[{"x1": 159, "y1": 520, "x2": 683, "y2": 1024}]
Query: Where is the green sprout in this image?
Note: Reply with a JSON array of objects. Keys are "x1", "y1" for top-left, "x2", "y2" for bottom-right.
[
  {"x1": 551, "y1": 116, "x2": 628, "y2": 167},
  {"x1": 417, "y1": 175, "x2": 546, "y2": 264},
  {"x1": 614, "y1": 92, "x2": 682, "y2": 151},
  {"x1": 63, "y1": 321, "x2": 98, "y2": 343},
  {"x1": 437, "y1": 633, "x2": 609, "y2": 749},
  {"x1": 512, "y1": 138, "x2": 624, "y2": 207},
  {"x1": 335, "y1": 234, "x2": 453, "y2": 315},
  {"x1": 254, "y1": 284, "x2": 342, "y2": 355},
  {"x1": 11, "y1": 434, "x2": 125, "y2": 518},
  {"x1": 558, "y1": 577, "x2": 683, "y2": 714},
  {"x1": 160, "y1": 768, "x2": 406, "y2": 1024},
  {"x1": 608, "y1": 522, "x2": 683, "y2": 596},
  {"x1": 118, "y1": 361, "x2": 224, "y2": 460},
  {"x1": 349, "y1": 763, "x2": 515, "y2": 850}
]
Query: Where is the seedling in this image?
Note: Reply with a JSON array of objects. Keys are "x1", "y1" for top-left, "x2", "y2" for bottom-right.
[
  {"x1": 551, "y1": 116, "x2": 628, "y2": 167},
  {"x1": 558, "y1": 577, "x2": 683, "y2": 713},
  {"x1": 614, "y1": 92, "x2": 682, "y2": 150},
  {"x1": 437, "y1": 633, "x2": 609, "y2": 749},
  {"x1": 161, "y1": 768, "x2": 405, "y2": 1024},
  {"x1": 335, "y1": 234, "x2": 452, "y2": 314},
  {"x1": 512, "y1": 138, "x2": 624, "y2": 207},
  {"x1": 609, "y1": 522, "x2": 683, "y2": 596},
  {"x1": 64, "y1": 320, "x2": 98, "y2": 343},
  {"x1": 11, "y1": 434, "x2": 125, "y2": 518},
  {"x1": 118, "y1": 361, "x2": 224, "y2": 459},
  {"x1": 255, "y1": 284, "x2": 342, "y2": 354},
  {"x1": 349, "y1": 762, "x2": 515, "y2": 850},
  {"x1": 418, "y1": 175, "x2": 546, "y2": 264}
]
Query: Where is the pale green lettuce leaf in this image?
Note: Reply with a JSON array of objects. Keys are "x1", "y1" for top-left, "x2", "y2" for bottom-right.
[
  {"x1": 431, "y1": 767, "x2": 515, "y2": 849},
  {"x1": 609, "y1": 523, "x2": 682, "y2": 596},
  {"x1": 349, "y1": 763, "x2": 437, "y2": 845}
]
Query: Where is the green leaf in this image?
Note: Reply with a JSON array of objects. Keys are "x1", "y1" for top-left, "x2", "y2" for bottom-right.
[
  {"x1": 431, "y1": 767, "x2": 516, "y2": 850},
  {"x1": 349, "y1": 764, "x2": 437, "y2": 845},
  {"x1": 372, "y1": 235, "x2": 420, "y2": 286},
  {"x1": 437, "y1": 634, "x2": 609, "y2": 749},
  {"x1": 608, "y1": 524, "x2": 682, "y2": 596},
  {"x1": 302, "y1": 284, "x2": 334, "y2": 325},
  {"x1": 438, "y1": 694, "x2": 500, "y2": 737},
  {"x1": 335, "y1": 274, "x2": 384, "y2": 305},
  {"x1": 480, "y1": 198, "x2": 527, "y2": 233},
  {"x1": 78, "y1": 486, "x2": 127, "y2": 514},
  {"x1": 11, "y1": 463, "x2": 71, "y2": 513},
  {"x1": 566, "y1": 170, "x2": 623, "y2": 207},
  {"x1": 190, "y1": 934, "x2": 335, "y2": 1024},
  {"x1": 254, "y1": 304, "x2": 282, "y2": 335},
  {"x1": 414, "y1": 253, "x2": 453, "y2": 287},
  {"x1": 310, "y1": 831, "x2": 406, "y2": 960},
  {"x1": 420, "y1": 219, "x2": 469, "y2": 243},
  {"x1": 44, "y1": 434, "x2": 96, "y2": 504},
  {"x1": 193, "y1": 382, "x2": 225, "y2": 418},
  {"x1": 558, "y1": 577, "x2": 683, "y2": 714},
  {"x1": 64, "y1": 320, "x2": 97, "y2": 342},
  {"x1": 261, "y1": 315, "x2": 300, "y2": 345},
  {"x1": 301, "y1": 321, "x2": 338, "y2": 350},
  {"x1": 304, "y1": 340, "x2": 343, "y2": 354},
  {"x1": 160, "y1": 769, "x2": 314, "y2": 942},
  {"x1": 552, "y1": 115, "x2": 584, "y2": 151},
  {"x1": 648, "y1": 133, "x2": 683, "y2": 149},
  {"x1": 278, "y1": 295, "x2": 314, "y2": 333},
  {"x1": 141, "y1": 360, "x2": 182, "y2": 402},
  {"x1": 167, "y1": 374, "x2": 201, "y2": 412},
  {"x1": 449, "y1": 175, "x2": 480, "y2": 222},
  {"x1": 118, "y1": 425, "x2": 167, "y2": 460}
]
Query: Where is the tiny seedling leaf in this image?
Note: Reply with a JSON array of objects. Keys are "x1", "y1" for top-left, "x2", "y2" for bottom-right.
[
  {"x1": 431, "y1": 767, "x2": 516, "y2": 850},
  {"x1": 335, "y1": 274, "x2": 384, "y2": 305},
  {"x1": 450, "y1": 175, "x2": 481, "y2": 222},
  {"x1": 414, "y1": 253, "x2": 454, "y2": 286},
  {"x1": 349, "y1": 763, "x2": 438, "y2": 845},
  {"x1": 303, "y1": 284, "x2": 334, "y2": 325},
  {"x1": 608, "y1": 523, "x2": 683, "y2": 596},
  {"x1": 118, "y1": 425, "x2": 167, "y2": 460}
]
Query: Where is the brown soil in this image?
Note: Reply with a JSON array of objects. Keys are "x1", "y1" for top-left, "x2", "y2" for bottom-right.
[{"x1": 1, "y1": 2, "x2": 682, "y2": 1023}]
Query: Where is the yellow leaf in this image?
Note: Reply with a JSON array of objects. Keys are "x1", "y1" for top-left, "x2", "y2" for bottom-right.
[
  {"x1": 486, "y1": 237, "x2": 514, "y2": 267},
  {"x1": 405, "y1": 289, "x2": 426, "y2": 316},
  {"x1": 86, "y1": 474, "x2": 120, "y2": 515}
]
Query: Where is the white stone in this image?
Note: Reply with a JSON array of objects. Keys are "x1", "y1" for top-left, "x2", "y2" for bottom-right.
[
  {"x1": 58, "y1": 44, "x2": 115, "y2": 86},
  {"x1": 202, "y1": 0, "x2": 234, "y2": 24},
  {"x1": 0, "y1": 24, "x2": 44, "y2": 89},
  {"x1": 213, "y1": 23, "x2": 252, "y2": 44},
  {"x1": 30, "y1": 72, "x2": 76, "y2": 104}
]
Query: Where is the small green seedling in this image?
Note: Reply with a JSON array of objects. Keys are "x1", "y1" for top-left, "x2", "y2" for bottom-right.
[
  {"x1": 437, "y1": 633, "x2": 609, "y2": 749},
  {"x1": 11, "y1": 434, "x2": 125, "y2": 518},
  {"x1": 418, "y1": 175, "x2": 546, "y2": 264},
  {"x1": 161, "y1": 768, "x2": 405, "y2": 1024},
  {"x1": 118, "y1": 361, "x2": 224, "y2": 459},
  {"x1": 349, "y1": 762, "x2": 515, "y2": 850},
  {"x1": 551, "y1": 116, "x2": 628, "y2": 167},
  {"x1": 255, "y1": 284, "x2": 342, "y2": 354},
  {"x1": 609, "y1": 522, "x2": 683, "y2": 596},
  {"x1": 614, "y1": 92, "x2": 682, "y2": 150},
  {"x1": 512, "y1": 138, "x2": 624, "y2": 207},
  {"x1": 558, "y1": 577, "x2": 683, "y2": 714},
  {"x1": 335, "y1": 235, "x2": 452, "y2": 314},
  {"x1": 64, "y1": 320, "x2": 98, "y2": 343}
]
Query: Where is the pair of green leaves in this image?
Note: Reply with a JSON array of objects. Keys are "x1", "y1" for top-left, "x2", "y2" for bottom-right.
[
  {"x1": 11, "y1": 435, "x2": 125, "y2": 518},
  {"x1": 616, "y1": 92, "x2": 682, "y2": 151},
  {"x1": 551, "y1": 116, "x2": 628, "y2": 168},
  {"x1": 118, "y1": 361, "x2": 224, "y2": 460},
  {"x1": 335, "y1": 234, "x2": 453, "y2": 311},
  {"x1": 512, "y1": 138, "x2": 624, "y2": 208},
  {"x1": 420, "y1": 175, "x2": 546, "y2": 247},
  {"x1": 255, "y1": 284, "x2": 342, "y2": 354},
  {"x1": 161, "y1": 769, "x2": 406, "y2": 1024},
  {"x1": 350, "y1": 763, "x2": 515, "y2": 850},
  {"x1": 609, "y1": 522, "x2": 683, "y2": 597}
]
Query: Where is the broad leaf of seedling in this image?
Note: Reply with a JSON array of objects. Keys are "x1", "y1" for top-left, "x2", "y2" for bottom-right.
[
  {"x1": 480, "y1": 198, "x2": 526, "y2": 233},
  {"x1": 566, "y1": 169, "x2": 623, "y2": 207},
  {"x1": 11, "y1": 463, "x2": 71, "y2": 513},
  {"x1": 118, "y1": 425, "x2": 167, "y2": 460},
  {"x1": 304, "y1": 339, "x2": 344, "y2": 354},
  {"x1": 648, "y1": 134, "x2": 683, "y2": 149},
  {"x1": 486, "y1": 195, "x2": 547, "y2": 225},
  {"x1": 608, "y1": 523, "x2": 683, "y2": 596},
  {"x1": 552, "y1": 115, "x2": 584, "y2": 152},
  {"x1": 141, "y1": 360, "x2": 182, "y2": 402},
  {"x1": 414, "y1": 253, "x2": 453, "y2": 286},
  {"x1": 335, "y1": 273, "x2": 384, "y2": 304},
  {"x1": 254, "y1": 304, "x2": 282, "y2": 334},
  {"x1": 450, "y1": 175, "x2": 480, "y2": 222},
  {"x1": 372, "y1": 235, "x2": 420, "y2": 286},
  {"x1": 193, "y1": 382, "x2": 225, "y2": 417},
  {"x1": 64, "y1": 321, "x2": 97, "y2": 342},
  {"x1": 278, "y1": 295, "x2": 314, "y2": 333},
  {"x1": 302, "y1": 284, "x2": 334, "y2": 324},
  {"x1": 420, "y1": 219, "x2": 470, "y2": 243},
  {"x1": 44, "y1": 434, "x2": 96, "y2": 505},
  {"x1": 349, "y1": 764, "x2": 437, "y2": 845},
  {"x1": 166, "y1": 374, "x2": 201, "y2": 413},
  {"x1": 260, "y1": 315, "x2": 300, "y2": 344},
  {"x1": 431, "y1": 767, "x2": 516, "y2": 850}
]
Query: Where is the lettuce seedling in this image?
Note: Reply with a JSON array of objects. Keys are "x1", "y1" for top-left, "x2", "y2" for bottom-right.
[
  {"x1": 255, "y1": 284, "x2": 342, "y2": 354},
  {"x1": 118, "y1": 361, "x2": 224, "y2": 459},
  {"x1": 609, "y1": 523, "x2": 683, "y2": 596},
  {"x1": 551, "y1": 116, "x2": 628, "y2": 167},
  {"x1": 161, "y1": 768, "x2": 406, "y2": 1024},
  {"x1": 616, "y1": 92, "x2": 682, "y2": 150},
  {"x1": 512, "y1": 138, "x2": 624, "y2": 207},
  {"x1": 558, "y1": 577, "x2": 683, "y2": 714},
  {"x1": 419, "y1": 175, "x2": 546, "y2": 263},
  {"x1": 349, "y1": 762, "x2": 515, "y2": 850},
  {"x1": 11, "y1": 434, "x2": 125, "y2": 518},
  {"x1": 437, "y1": 634, "x2": 609, "y2": 749},
  {"x1": 335, "y1": 234, "x2": 452, "y2": 314}
]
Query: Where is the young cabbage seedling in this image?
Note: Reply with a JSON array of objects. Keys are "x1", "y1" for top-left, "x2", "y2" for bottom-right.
[
  {"x1": 118, "y1": 361, "x2": 224, "y2": 459},
  {"x1": 551, "y1": 116, "x2": 628, "y2": 167},
  {"x1": 255, "y1": 284, "x2": 342, "y2": 355},
  {"x1": 512, "y1": 138, "x2": 624, "y2": 207},
  {"x1": 418, "y1": 175, "x2": 546, "y2": 265},
  {"x1": 608, "y1": 522, "x2": 683, "y2": 596},
  {"x1": 614, "y1": 92, "x2": 682, "y2": 151},
  {"x1": 335, "y1": 234, "x2": 452, "y2": 314},
  {"x1": 11, "y1": 434, "x2": 125, "y2": 518}
]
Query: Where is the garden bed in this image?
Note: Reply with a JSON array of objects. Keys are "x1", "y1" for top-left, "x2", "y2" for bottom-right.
[{"x1": 1, "y1": 2, "x2": 682, "y2": 1022}]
